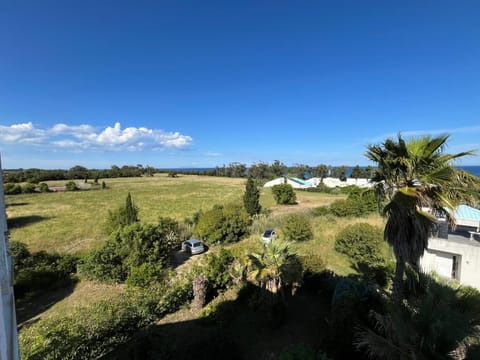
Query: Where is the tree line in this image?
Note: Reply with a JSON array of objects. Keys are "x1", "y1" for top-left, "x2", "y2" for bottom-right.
[
  {"x1": 3, "y1": 161, "x2": 375, "y2": 184},
  {"x1": 3, "y1": 164, "x2": 156, "y2": 183}
]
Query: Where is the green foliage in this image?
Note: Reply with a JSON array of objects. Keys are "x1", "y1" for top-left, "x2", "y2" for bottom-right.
[
  {"x1": 194, "y1": 203, "x2": 250, "y2": 244},
  {"x1": 271, "y1": 184, "x2": 297, "y2": 205},
  {"x1": 327, "y1": 190, "x2": 377, "y2": 217},
  {"x1": 4, "y1": 183, "x2": 22, "y2": 195},
  {"x1": 22, "y1": 183, "x2": 37, "y2": 193},
  {"x1": 65, "y1": 181, "x2": 78, "y2": 191},
  {"x1": 282, "y1": 213, "x2": 313, "y2": 241},
  {"x1": 105, "y1": 192, "x2": 139, "y2": 234},
  {"x1": 243, "y1": 177, "x2": 261, "y2": 216},
  {"x1": 11, "y1": 242, "x2": 78, "y2": 299},
  {"x1": 300, "y1": 253, "x2": 326, "y2": 274},
  {"x1": 125, "y1": 263, "x2": 167, "y2": 288},
  {"x1": 19, "y1": 275, "x2": 193, "y2": 360},
  {"x1": 79, "y1": 220, "x2": 178, "y2": 283},
  {"x1": 9, "y1": 240, "x2": 31, "y2": 269},
  {"x1": 335, "y1": 223, "x2": 385, "y2": 266},
  {"x1": 38, "y1": 182, "x2": 50, "y2": 192},
  {"x1": 195, "y1": 248, "x2": 235, "y2": 294},
  {"x1": 355, "y1": 275, "x2": 480, "y2": 359}
]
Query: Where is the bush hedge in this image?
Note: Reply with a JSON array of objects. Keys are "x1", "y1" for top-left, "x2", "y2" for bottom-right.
[
  {"x1": 271, "y1": 184, "x2": 297, "y2": 205},
  {"x1": 282, "y1": 213, "x2": 313, "y2": 241},
  {"x1": 334, "y1": 223, "x2": 385, "y2": 266},
  {"x1": 194, "y1": 203, "x2": 250, "y2": 244}
]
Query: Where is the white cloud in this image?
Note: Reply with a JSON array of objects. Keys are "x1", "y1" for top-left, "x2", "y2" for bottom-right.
[
  {"x1": 0, "y1": 122, "x2": 45, "y2": 143},
  {"x1": 0, "y1": 122, "x2": 193, "y2": 151}
]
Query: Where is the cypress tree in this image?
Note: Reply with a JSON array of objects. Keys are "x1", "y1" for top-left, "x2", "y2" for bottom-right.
[
  {"x1": 124, "y1": 192, "x2": 139, "y2": 225},
  {"x1": 243, "y1": 177, "x2": 261, "y2": 216}
]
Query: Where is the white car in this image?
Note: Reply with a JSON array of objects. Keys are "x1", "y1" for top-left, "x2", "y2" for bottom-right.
[
  {"x1": 262, "y1": 229, "x2": 277, "y2": 245},
  {"x1": 181, "y1": 239, "x2": 205, "y2": 255}
]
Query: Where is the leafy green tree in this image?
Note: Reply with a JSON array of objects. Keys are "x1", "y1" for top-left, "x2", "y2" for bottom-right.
[
  {"x1": 194, "y1": 203, "x2": 250, "y2": 244},
  {"x1": 80, "y1": 220, "x2": 178, "y2": 283},
  {"x1": 365, "y1": 133, "x2": 479, "y2": 301},
  {"x1": 243, "y1": 177, "x2": 261, "y2": 216},
  {"x1": 282, "y1": 213, "x2": 313, "y2": 241},
  {"x1": 271, "y1": 184, "x2": 297, "y2": 205},
  {"x1": 349, "y1": 165, "x2": 363, "y2": 179},
  {"x1": 312, "y1": 164, "x2": 329, "y2": 179},
  {"x1": 248, "y1": 162, "x2": 270, "y2": 179},
  {"x1": 270, "y1": 160, "x2": 287, "y2": 177}
]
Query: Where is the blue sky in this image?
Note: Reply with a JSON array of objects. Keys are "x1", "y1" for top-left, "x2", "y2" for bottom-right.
[{"x1": 1, "y1": 0, "x2": 480, "y2": 169}]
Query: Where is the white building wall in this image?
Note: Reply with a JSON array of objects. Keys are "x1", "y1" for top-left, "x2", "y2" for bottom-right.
[
  {"x1": 0, "y1": 157, "x2": 20, "y2": 360},
  {"x1": 420, "y1": 237, "x2": 480, "y2": 290}
]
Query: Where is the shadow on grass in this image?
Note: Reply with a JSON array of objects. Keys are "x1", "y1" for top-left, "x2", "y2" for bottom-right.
[
  {"x1": 5, "y1": 202, "x2": 29, "y2": 208},
  {"x1": 16, "y1": 280, "x2": 78, "y2": 329},
  {"x1": 7, "y1": 215, "x2": 50, "y2": 229}
]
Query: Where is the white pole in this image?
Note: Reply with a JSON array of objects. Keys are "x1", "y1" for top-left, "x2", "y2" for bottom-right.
[{"x1": 0, "y1": 156, "x2": 20, "y2": 360}]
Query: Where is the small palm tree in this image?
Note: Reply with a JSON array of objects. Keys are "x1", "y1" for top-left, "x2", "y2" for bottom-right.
[
  {"x1": 246, "y1": 240, "x2": 302, "y2": 304},
  {"x1": 365, "y1": 134, "x2": 479, "y2": 302}
]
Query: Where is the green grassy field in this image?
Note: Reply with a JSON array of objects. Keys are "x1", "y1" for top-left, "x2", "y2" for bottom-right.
[
  {"x1": 5, "y1": 175, "x2": 348, "y2": 254},
  {"x1": 12, "y1": 175, "x2": 387, "y2": 357}
]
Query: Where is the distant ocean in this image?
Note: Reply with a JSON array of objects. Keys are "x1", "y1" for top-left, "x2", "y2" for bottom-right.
[{"x1": 457, "y1": 166, "x2": 480, "y2": 177}]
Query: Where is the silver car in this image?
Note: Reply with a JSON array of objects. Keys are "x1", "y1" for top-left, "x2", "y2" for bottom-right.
[
  {"x1": 262, "y1": 229, "x2": 277, "y2": 245},
  {"x1": 181, "y1": 239, "x2": 205, "y2": 255}
]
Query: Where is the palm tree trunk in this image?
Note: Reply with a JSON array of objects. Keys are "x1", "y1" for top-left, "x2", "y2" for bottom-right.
[{"x1": 392, "y1": 259, "x2": 405, "y2": 302}]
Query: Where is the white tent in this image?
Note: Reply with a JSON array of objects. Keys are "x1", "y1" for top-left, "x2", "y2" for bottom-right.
[{"x1": 0, "y1": 157, "x2": 20, "y2": 360}]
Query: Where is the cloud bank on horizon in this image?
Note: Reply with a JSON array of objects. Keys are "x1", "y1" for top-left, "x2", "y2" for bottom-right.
[{"x1": 0, "y1": 122, "x2": 193, "y2": 152}]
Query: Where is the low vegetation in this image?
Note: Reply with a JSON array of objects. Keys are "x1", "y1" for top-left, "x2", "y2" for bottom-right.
[
  {"x1": 271, "y1": 183, "x2": 297, "y2": 205},
  {"x1": 9, "y1": 160, "x2": 480, "y2": 359}
]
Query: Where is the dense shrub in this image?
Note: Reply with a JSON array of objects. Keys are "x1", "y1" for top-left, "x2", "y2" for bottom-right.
[
  {"x1": 327, "y1": 190, "x2": 377, "y2": 218},
  {"x1": 194, "y1": 248, "x2": 235, "y2": 298},
  {"x1": 9, "y1": 240, "x2": 31, "y2": 269},
  {"x1": 38, "y1": 182, "x2": 50, "y2": 192},
  {"x1": 335, "y1": 223, "x2": 385, "y2": 266},
  {"x1": 271, "y1": 184, "x2": 297, "y2": 205},
  {"x1": 22, "y1": 183, "x2": 37, "y2": 193},
  {"x1": 65, "y1": 181, "x2": 78, "y2": 191},
  {"x1": 282, "y1": 213, "x2": 313, "y2": 241},
  {"x1": 4, "y1": 183, "x2": 22, "y2": 195},
  {"x1": 311, "y1": 206, "x2": 330, "y2": 216},
  {"x1": 79, "y1": 219, "x2": 179, "y2": 283},
  {"x1": 11, "y1": 243, "x2": 79, "y2": 299},
  {"x1": 125, "y1": 263, "x2": 167, "y2": 288},
  {"x1": 194, "y1": 203, "x2": 250, "y2": 244}
]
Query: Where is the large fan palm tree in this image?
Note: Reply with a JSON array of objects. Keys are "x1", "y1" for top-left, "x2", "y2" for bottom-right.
[{"x1": 365, "y1": 133, "x2": 478, "y2": 302}]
